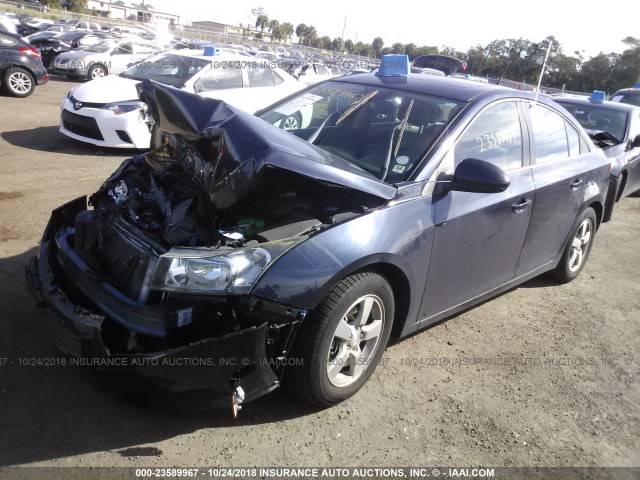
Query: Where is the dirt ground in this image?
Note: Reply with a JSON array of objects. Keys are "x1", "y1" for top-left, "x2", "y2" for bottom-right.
[{"x1": 0, "y1": 78, "x2": 638, "y2": 471}]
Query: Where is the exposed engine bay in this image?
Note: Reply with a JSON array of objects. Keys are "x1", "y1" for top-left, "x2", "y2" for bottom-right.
[{"x1": 76, "y1": 139, "x2": 375, "y2": 303}]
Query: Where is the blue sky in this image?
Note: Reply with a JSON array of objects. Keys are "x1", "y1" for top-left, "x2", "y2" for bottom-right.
[{"x1": 150, "y1": 0, "x2": 635, "y2": 58}]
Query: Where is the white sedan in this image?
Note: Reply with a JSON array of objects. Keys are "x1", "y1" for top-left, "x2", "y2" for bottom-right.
[{"x1": 59, "y1": 49, "x2": 306, "y2": 149}]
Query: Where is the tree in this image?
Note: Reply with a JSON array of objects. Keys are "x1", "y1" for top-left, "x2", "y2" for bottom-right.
[
  {"x1": 281, "y1": 22, "x2": 294, "y2": 43},
  {"x1": 344, "y1": 39, "x2": 354, "y2": 54},
  {"x1": 390, "y1": 42, "x2": 404, "y2": 54},
  {"x1": 62, "y1": 0, "x2": 88, "y2": 12},
  {"x1": 621, "y1": 36, "x2": 640, "y2": 48},
  {"x1": 255, "y1": 14, "x2": 269, "y2": 38},
  {"x1": 372, "y1": 37, "x2": 384, "y2": 58},
  {"x1": 304, "y1": 26, "x2": 317, "y2": 46},
  {"x1": 112, "y1": 0, "x2": 126, "y2": 5},
  {"x1": 295, "y1": 23, "x2": 307, "y2": 44},
  {"x1": 251, "y1": 7, "x2": 267, "y2": 18}
]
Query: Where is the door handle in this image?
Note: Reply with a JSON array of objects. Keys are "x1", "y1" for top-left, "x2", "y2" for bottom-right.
[
  {"x1": 511, "y1": 198, "x2": 532, "y2": 213},
  {"x1": 570, "y1": 179, "x2": 584, "y2": 190}
]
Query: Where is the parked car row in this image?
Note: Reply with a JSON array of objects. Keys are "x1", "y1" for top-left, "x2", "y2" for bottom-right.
[
  {"x1": 555, "y1": 92, "x2": 640, "y2": 221},
  {"x1": 59, "y1": 49, "x2": 305, "y2": 148},
  {"x1": 29, "y1": 55, "x2": 627, "y2": 414}
]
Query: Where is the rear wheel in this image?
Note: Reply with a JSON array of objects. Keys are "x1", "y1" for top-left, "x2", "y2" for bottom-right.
[
  {"x1": 2, "y1": 67, "x2": 35, "y2": 98},
  {"x1": 549, "y1": 207, "x2": 597, "y2": 283},
  {"x1": 284, "y1": 272, "x2": 394, "y2": 406}
]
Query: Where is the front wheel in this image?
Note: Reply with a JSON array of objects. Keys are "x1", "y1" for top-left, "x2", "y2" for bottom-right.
[
  {"x1": 284, "y1": 272, "x2": 394, "y2": 406},
  {"x1": 281, "y1": 112, "x2": 302, "y2": 130},
  {"x1": 549, "y1": 207, "x2": 597, "y2": 283},
  {"x1": 87, "y1": 64, "x2": 107, "y2": 80},
  {"x1": 2, "y1": 67, "x2": 35, "y2": 97}
]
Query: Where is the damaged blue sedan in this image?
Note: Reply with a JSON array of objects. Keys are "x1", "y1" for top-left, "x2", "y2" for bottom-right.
[{"x1": 28, "y1": 56, "x2": 610, "y2": 414}]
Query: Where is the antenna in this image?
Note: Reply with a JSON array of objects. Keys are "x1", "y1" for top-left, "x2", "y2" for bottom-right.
[{"x1": 534, "y1": 42, "x2": 553, "y2": 104}]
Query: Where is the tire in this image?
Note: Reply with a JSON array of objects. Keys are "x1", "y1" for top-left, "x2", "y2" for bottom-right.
[
  {"x1": 2, "y1": 67, "x2": 35, "y2": 98},
  {"x1": 87, "y1": 64, "x2": 107, "y2": 80},
  {"x1": 549, "y1": 207, "x2": 597, "y2": 283},
  {"x1": 281, "y1": 112, "x2": 302, "y2": 131},
  {"x1": 284, "y1": 272, "x2": 394, "y2": 406}
]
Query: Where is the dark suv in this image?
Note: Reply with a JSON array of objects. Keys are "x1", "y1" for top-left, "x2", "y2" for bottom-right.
[{"x1": 0, "y1": 30, "x2": 48, "y2": 97}]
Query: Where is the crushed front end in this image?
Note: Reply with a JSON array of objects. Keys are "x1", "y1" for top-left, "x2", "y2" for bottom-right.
[
  {"x1": 27, "y1": 80, "x2": 389, "y2": 410},
  {"x1": 27, "y1": 191, "x2": 308, "y2": 410}
]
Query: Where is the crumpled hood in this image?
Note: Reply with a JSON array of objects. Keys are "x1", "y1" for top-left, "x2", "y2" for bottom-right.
[
  {"x1": 70, "y1": 75, "x2": 140, "y2": 103},
  {"x1": 139, "y1": 79, "x2": 397, "y2": 209}
]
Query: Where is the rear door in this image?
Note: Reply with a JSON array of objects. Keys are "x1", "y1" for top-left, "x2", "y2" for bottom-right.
[
  {"x1": 515, "y1": 101, "x2": 589, "y2": 276},
  {"x1": 419, "y1": 100, "x2": 535, "y2": 320}
]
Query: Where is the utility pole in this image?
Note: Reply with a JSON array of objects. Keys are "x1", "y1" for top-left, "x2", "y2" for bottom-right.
[{"x1": 340, "y1": 15, "x2": 347, "y2": 53}]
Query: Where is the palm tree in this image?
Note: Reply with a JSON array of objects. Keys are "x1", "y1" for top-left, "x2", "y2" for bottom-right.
[
  {"x1": 304, "y1": 26, "x2": 317, "y2": 47},
  {"x1": 255, "y1": 14, "x2": 269, "y2": 38},
  {"x1": 295, "y1": 23, "x2": 307, "y2": 44},
  {"x1": 281, "y1": 22, "x2": 294, "y2": 44}
]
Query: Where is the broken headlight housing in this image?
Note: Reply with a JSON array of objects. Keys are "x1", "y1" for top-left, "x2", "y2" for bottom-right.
[{"x1": 150, "y1": 238, "x2": 301, "y2": 295}]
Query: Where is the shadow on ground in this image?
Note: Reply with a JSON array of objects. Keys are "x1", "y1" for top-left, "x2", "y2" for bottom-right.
[
  {"x1": 0, "y1": 248, "x2": 320, "y2": 466},
  {"x1": 1, "y1": 126, "x2": 139, "y2": 157}
]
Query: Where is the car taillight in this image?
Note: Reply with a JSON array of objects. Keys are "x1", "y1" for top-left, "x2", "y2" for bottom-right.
[{"x1": 19, "y1": 48, "x2": 40, "y2": 58}]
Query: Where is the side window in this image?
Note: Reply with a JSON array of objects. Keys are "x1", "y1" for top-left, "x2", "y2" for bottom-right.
[
  {"x1": 565, "y1": 121, "x2": 580, "y2": 156},
  {"x1": 197, "y1": 67, "x2": 243, "y2": 91},
  {"x1": 529, "y1": 104, "x2": 570, "y2": 164},
  {"x1": 114, "y1": 43, "x2": 133, "y2": 55},
  {"x1": 629, "y1": 111, "x2": 640, "y2": 142},
  {"x1": 454, "y1": 101, "x2": 523, "y2": 171},
  {"x1": 247, "y1": 66, "x2": 275, "y2": 87},
  {"x1": 273, "y1": 70, "x2": 284, "y2": 86}
]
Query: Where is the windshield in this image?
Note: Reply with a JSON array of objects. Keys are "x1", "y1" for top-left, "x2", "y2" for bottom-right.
[
  {"x1": 258, "y1": 80, "x2": 465, "y2": 183},
  {"x1": 52, "y1": 32, "x2": 84, "y2": 42},
  {"x1": 120, "y1": 54, "x2": 211, "y2": 87},
  {"x1": 558, "y1": 101, "x2": 628, "y2": 144}
]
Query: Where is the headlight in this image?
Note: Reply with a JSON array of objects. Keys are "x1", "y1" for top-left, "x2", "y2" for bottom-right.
[
  {"x1": 104, "y1": 101, "x2": 145, "y2": 115},
  {"x1": 150, "y1": 239, "x2": 300, "y2": 295}
]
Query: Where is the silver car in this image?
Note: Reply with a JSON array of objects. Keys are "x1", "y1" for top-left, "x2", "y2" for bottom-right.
[{"x1": 52, "y1": 39, "x2": 163, "y2": 80}]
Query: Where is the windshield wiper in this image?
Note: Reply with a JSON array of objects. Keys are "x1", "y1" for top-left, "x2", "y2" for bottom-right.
[
  {"x1": 380, "y1": 99, "x2": 414, "y2": 182},
  {"x1": 335, "y1": 90, "x2": 379, "y2": 125},
  {"x1": 307, "y1": 90, "x2": 379, "y2": 145}
]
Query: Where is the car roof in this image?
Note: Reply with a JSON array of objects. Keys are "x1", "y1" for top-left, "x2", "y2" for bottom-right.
[
  {"x1": 332, "y1": 72, "x2": 520, "y2": 103},
  {"x1": 554, "y1": 96, "x2": 640, "y2": 113},
  {"x1": 156, "y1": 49, "x2": 265, "y2": 61}
]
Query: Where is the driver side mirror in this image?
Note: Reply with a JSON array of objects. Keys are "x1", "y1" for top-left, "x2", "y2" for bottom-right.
[
  {"x1": 631, "y1": 134, "x2": 640, "y2": 149},
  {"x1": 450, "y1": 158, "x2": 511, "y2": 193},
  {"x1": 193, "y1": 79, "x2": 204, "y2": 94}
]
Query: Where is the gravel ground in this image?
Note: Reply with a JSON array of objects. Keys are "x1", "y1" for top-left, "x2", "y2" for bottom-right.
[{"x1": 0, "y1": 78, "x2": 638, "y2": 472}]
